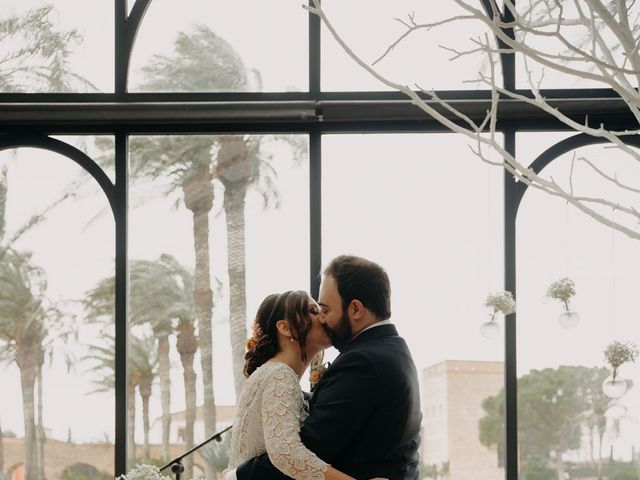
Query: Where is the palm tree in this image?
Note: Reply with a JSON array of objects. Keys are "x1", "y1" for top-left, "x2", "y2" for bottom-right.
[
  {"x1": 0, "y1": 420, "x2": 5, "y2": 480},
  {"x1": 0, "y1": 171, "x2": 77, "y2": 480},
  {"x1": 0, "y1": 5, "x2": 96, "y2": 93},
  {"x1": 0, "y1": 8, "x2": 94, "y2": 478},
  {"x1": 130, "y1": 25, "x2": 252, "y2": 441},
  {"x1": 133, "y1": 25, "x2": 305, "y2": 401},
  {"x1": 84, "y1": 332, "x2": 158, "y2": 462},
  {"x1": 213, "y1": 136, "x2": 282, "y2": 397},
  {"x1": 0, "y1": 250, "x2": 47, "y2": 480},
  {"x1": 84, "y1": 255, "x2": 196, "y2": 464},
  {"x1": 131, "y1": 335, "x2": 157, "y2": 460}
]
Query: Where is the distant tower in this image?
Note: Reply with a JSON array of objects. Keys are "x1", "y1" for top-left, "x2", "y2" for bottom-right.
[{"x1": 422, "y1": 360, "x2": 504, "y2": 480}]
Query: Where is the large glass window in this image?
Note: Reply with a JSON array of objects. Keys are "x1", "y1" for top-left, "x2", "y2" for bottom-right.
[
  {"x1": 1, "y1": 3, "x2": 637, "y2": 480},
  {"x1": 0, "y1": 1, "x2": 114, "y2": 93},
  {"x1": 321, "y1": 0, "x2": 500, "y2": 91},
  {"x1": 125, "y1": 134, "x2": 309, "y2": 476},
  {"x1": 322, "y1": 133, "x2": 505, "y2": 479},
  {"x1": 0, "y1": 145, "x2": 114, "y2": 480},
  {"x1": 516, "y1": 133, "x2": 640, "y2": 480},
  {"x1": 130, "y1": 0, "x2": 308, "y2": 92}
]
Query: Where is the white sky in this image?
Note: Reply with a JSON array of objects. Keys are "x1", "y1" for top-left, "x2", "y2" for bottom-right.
[{"x1": 1, "y1": 0, "x2": 639, "y2": 462}]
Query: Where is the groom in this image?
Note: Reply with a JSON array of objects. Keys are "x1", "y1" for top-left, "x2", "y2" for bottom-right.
[{"x1": 235, "y1": 255, "x2": 422, "y2": 480}]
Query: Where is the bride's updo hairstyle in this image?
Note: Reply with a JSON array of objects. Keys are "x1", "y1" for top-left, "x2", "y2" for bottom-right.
[{"x1": 244, "y1": 290, "x2": 313, "y2": 377}]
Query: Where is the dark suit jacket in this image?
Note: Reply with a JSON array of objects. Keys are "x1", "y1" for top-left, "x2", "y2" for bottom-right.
[{"x1": 236, "y1": 323, "x2": 422, "y2": 480}]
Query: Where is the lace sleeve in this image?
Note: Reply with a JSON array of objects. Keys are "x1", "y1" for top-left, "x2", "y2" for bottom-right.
[{"x1": 261, "y1": 365, "x2": 328, "y2": 480}]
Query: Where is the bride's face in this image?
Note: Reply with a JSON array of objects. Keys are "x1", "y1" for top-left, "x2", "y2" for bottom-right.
[{"x1": 305, "y1": 297, "x2": 331, "y2": 355}]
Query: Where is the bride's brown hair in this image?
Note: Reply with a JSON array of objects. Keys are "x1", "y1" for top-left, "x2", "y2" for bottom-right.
[{"x1": 244, "y1": 290, "x2": 313, "y2": 377}]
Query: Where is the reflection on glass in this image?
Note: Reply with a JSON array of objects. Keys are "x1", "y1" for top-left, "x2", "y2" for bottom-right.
[
  {"x1": 0, "y1": 146, "x2": 114, "y2": 480},
  {"x1": 322, "y1": 133, "x2": 505, "y2": 480},
  {"x1": 517, "y1": 133, "x2": 640, "y2": 480},
  {"x1": 1, "y1": 1, "x2": 113, "y2": 93},
  {"x1": 130, "y1": 0, "x2": 307, "y2": 92},
  {"x1": 127, "y1": 134, "x2": 309, "y2": 478}
]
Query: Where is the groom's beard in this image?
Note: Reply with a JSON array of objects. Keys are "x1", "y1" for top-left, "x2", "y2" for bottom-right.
[{"x1": 325, "y1": 309, "x2": 353, "y2": 351}]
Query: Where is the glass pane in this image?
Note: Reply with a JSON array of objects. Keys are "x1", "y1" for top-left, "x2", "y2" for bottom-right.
[
  {"x1": 516, "y1": 133, "x2": 640, "y2": 480},
  {"x1": 321, "y1": 1, "x2": 501, "y2": 91},
  {"x1": 322, "y1": 133, "x2": 505, "y2": 479},
  {"x1": 514, "y1": 2, "x2": 626, "y2": 89},
  {"x1": 127, "y1": 134, "x2": 309, "y2": 475},
  {"x1": 0, "y1": 1, "x2": 114, "y2": 93},
  {"x1": 51, "y1": 136, "x2": 116, "y2": 185},
  {"x1": 130, "y1": 0, "x2": 308, "y2": 92},
  {"x1": 0, "y1": 144, "x2": 115, "y2": 480}
]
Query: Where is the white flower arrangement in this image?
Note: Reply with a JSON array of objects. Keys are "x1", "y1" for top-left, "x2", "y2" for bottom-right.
[
  {"x1": 546, "y1": 277, "x2": 576, "y2": 310},
  {"x1": 484, "y1": 291, "x2": 516, "y2": 321},
  {"x1": 116, "y1": 464, "x2": 172, "y2": 480},
  {"x1": 604, "y1": 340, "x2": 639, "y2": 380}
]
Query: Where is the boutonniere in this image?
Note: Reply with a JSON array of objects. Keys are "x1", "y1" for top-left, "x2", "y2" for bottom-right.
[{"x1": 309, "y1": 361, "x2": 331, "y2": 392}]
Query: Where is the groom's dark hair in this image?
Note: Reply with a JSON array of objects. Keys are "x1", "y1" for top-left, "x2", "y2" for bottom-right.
[{"x1": 324, "y1": 255, "x2": 391, "y2": 321}]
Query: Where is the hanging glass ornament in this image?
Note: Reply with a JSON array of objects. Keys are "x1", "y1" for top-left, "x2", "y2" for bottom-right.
[
  {"x1": 480, "y1": 320, "x2": 500, "y2": 339},
  {"x1": 602, "y1": 375, "x2": 628, "y2": 398},
  {"x1": 558, "y1": 310, "x2": 580, "y2": 328}
]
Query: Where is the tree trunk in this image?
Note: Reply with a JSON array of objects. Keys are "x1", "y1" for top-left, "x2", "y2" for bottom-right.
[
  {"x1": 36, "y1": 363, "x2": 45, "y2": 480},
  {"x1": 182, "y1": 167, "x2": 216, "y2": 480},
  {"x1": 157, "y1": 335, "x2": 171, "y2": 461},
  {"x1": 16, "y1": 323, "x2": 39, "y2": 480},
  {"x1": 597, "y1": 428, "x2": 606, "y2": 480},
  {"x1": 177, "y1": 319, "x2": 198, "y2": 480},
  {"x1": 139, "y1": 375, "x2": 152, "y2": 460},
  {"x1": 553, "y1": 457, "x2": 565, "y2": 480},
  {"x1": 0, "y1": 419, "x2": 5, "y2": 480},
  {"x1": 224, "y1": 185, "x2": 249, "y2": 400},
  {"x1": 128, "y1": 376, "x2": 137, "y2": 464}
]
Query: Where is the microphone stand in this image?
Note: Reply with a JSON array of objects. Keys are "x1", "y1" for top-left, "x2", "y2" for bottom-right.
[{"x1": 160, "y1": 425, "x2": 232, "y2": 480}]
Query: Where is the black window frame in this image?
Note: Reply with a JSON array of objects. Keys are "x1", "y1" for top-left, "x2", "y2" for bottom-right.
[{"x1": 0, "y1": 1, "x2": 638, "y2": 478}]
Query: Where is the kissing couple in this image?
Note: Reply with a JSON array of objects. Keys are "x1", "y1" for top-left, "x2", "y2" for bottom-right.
[{"x1": 224, "y1": 255, "x2": 422, "y2": 480}]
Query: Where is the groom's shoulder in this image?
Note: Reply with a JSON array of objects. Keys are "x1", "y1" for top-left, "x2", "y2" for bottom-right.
[{"x1": 343, "y1": 329, "x2": 413, "y2": 369}]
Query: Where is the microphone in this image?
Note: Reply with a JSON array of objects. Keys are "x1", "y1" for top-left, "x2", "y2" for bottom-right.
[{"x1": 160, "y1": 425, "x2": 232, "y2": 480}]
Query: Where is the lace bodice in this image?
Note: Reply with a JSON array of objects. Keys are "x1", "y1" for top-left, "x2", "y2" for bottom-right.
[{"x1": 228, "y1": 362, "x2": 328, "y2": 480}]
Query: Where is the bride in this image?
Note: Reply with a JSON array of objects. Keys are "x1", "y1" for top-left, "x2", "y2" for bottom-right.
[{"x1": 225, "y1": 290, "x2": 355, "y2": 480}]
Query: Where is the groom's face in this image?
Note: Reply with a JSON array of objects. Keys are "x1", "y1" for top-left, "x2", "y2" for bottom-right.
[{"x1": 318, "y1": 274, "x2": 353, "y2": 350}]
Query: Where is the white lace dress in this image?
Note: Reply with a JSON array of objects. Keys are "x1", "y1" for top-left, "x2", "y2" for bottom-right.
[{"x1": 227, "y1": 362, "x2": 328, "y2": 480}]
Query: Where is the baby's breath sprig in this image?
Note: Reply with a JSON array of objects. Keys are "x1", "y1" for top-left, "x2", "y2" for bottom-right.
[
  {"x1": 116, "y1": 464, "x2": 172, "y2": 480},
  {"x1": 546, "y1": 277, "x2": 576, "y2": 311},
  {"x1": 604, "y1": 340, "x2": 639, "y2": 380},
  {"x1": 484, "y1": 291, "x2": 516, "y2": 321}
]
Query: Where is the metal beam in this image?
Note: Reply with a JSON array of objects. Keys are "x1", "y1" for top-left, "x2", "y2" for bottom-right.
[{"x1": 0, "y1": 96, "x2": 635, "y2": 132}]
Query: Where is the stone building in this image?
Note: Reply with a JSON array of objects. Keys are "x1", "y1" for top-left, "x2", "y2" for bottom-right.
[{"x1": 422, "y1": 360, "x2": 504, "y2": 480}]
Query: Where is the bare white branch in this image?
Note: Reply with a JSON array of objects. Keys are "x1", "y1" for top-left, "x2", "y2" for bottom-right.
[{"x1": 306, "y1": 0, "x2": 640, "y2": 240}]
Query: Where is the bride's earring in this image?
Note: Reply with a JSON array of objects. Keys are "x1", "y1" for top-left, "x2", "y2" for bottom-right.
[{"x1": 290, "y1": 337, "x2": 294, "y2": 343}]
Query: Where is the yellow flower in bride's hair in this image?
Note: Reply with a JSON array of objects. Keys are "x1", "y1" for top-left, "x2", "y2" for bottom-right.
[
  {"x1": 246, "y1": 322, "x2": 263, "y2": 351},
  {"x1": 252, "y1": 322, "x2": 261, "y2": 336}
]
